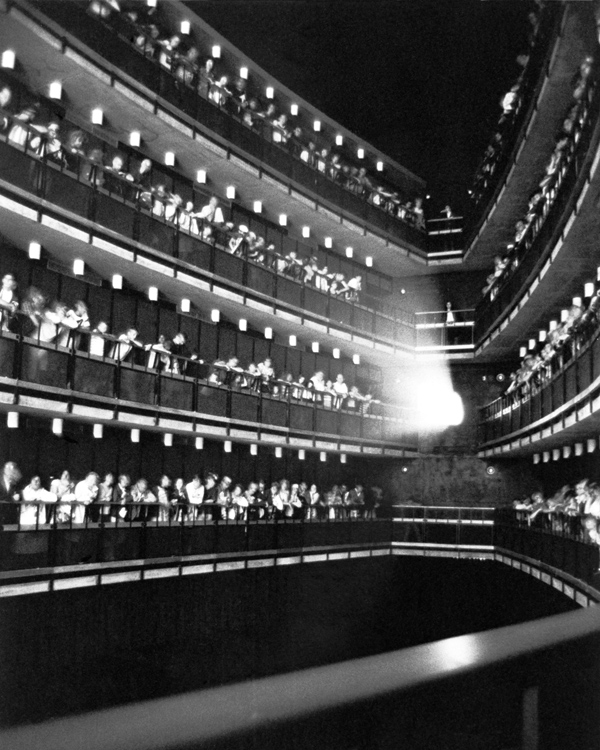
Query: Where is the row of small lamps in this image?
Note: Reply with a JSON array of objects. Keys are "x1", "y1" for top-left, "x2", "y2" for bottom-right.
[
  {"x1": 4, "y1": 412, "x2": 347, "y2": 462},
  {"x1": 532, "y1": 439, "x2": 599, "y2": 463},
  {"x1": 27, "y1": 242, "x2": 361, "y2": 362}
]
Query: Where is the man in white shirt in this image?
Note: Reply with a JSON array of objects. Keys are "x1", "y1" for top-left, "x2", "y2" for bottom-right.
[
  {"x1": 0, "y1": 273, "x2": 19, "y2": 332},
  {"x1": 332, "y1": 373, "x2": 349, "y2": 409},
  {"x1": 73, "y1": 472, "x2": 100, "y2": 525},
  {"x1": 186, "y1": 475, "x2": 205, "y2": 520}
]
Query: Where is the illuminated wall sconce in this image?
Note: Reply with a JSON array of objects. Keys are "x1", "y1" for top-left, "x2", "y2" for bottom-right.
[
  {"x1": 585, "y1": 282, "x2": 595, "y2": 297},
  {"x1": 519, "y1": 346, "x2": 526, "y2": 358},
  {"x1": 164, "y1": 433, "x2": 173, "y2": 447},
  {"x1": 48, "y1": 81, "x2": 62, "y2": 100},
  {"x1": 112, "y1": 274, "x2": 123, "y2": 289},
  {"x1": 324, "y1": 237, "x2": 333, "y2": 249},
  {"x1": 533, "y1": 453, "x2": 540, "y2": 464},
  {"x1": 148, "y1": 286, "x2": 159, "y2": 302},
  {"x1": 52, "y1": 418, "x2": 64, "y2": 436},
  {"x1": 279, "y1": 214, "x2": 287, "y2": 227},
  {"x1": 266, "y1": 86, "x2": 274, "y2": 99},
  {"x1": 7, "y1": 411, "x2": 19, "y2": 429},
  {"x1": 147, "y1": 0, "x2": 157, "y2": 7},
  {"x1": 211, "y1": 309, "x2": 220, "y2": 323},
  {"x1": 320, "y1": 451, "x2": 327, "y2": 462},
  {"x1": 275, "y1": 446, "x2": 283, "y2": 458},
  {"x1": 302, "y1": 226, "x2": 310, "y2": 238},
  {"x1": 560, "y1": 309, "x2": 568, "y2": 322},
  {"x1": 238, "y1": 318, "x2": 247, "y2": 332},
  {"x1": 250, "y1": 444, "x2": 258, "y2": 456},
  {"x1": 597, "y1": 266, "x2": 600, "y2": 282},
  {"x1": 73, "y1": 259, "x2": 85, "y2": 276},
  {"x1": 549, "y1": 320, "x2": 558, "y2": 331},
  {"x1": 28, "y1": 241, "x2": 41, "y2": 260},
  {"x1": 311, "y1": 342, "x2": 319, "y2": 353},
  {"x1": 264, "y1": 327, "x2": 273, "y2": 340},
  {"x1": 352, "y1": 354, "x2": 360, "y2": 365},
  {"x1": 365, "y1": 256, "x2": 373, "y2": 267},
  {"x1": 240, "y1": 66, "x2": 248, "y2": 80},
  {"x1": 1, "y1": 50, "x2": 16, "y2": 69},
  {"x1": 289, "y1": 335, "x2": 297, "y2": 346},
  {"x1": 128, "y1": 132, "x2": 141, "y2": 149},
  {"x1": 542, "y1": 451, "x2": 550, "y2": 463},
  {"x1": 335, "y1": 134, "x2": 343, "y2": 146},
  {"x1": 357, "y1": 148, "x2": 365, "y2": 159},
  {"x1": 226, "y1": 186, "x2": 236, "y2": 200},
  {"x1": 290, "y1": 103, "x2": 299, "y2": 116},
  {"x1": 273, "y1": 131, "x2": 282, "y2": 143},
  {"x1": 538, "y1": 330, "x2": 546, "y2": 342},
  {"x1": 376, "y1": 160, "x2": 384, "y2": 172},
  {"x1": 91, "y1": 108, "x2": 103, "y2": 125},
  {"x1": 298, "y1": 449, "x2": 306, "y2": 460},
  {"x1": 196, "y1": 169, "x2": 207, "y2": 184},
  {"x1": 345, "y1": 247, "x2": 353, "y2": 259},
  {"x1": 332, "y1": 348, "x2": 340, "y2": 359},
  {"x1": 575, "y1": 442, "x2": 584, "y2": 456},
  {"x1": 211, "y1": 45, "x2": 221, "y2": 58},
  {"x1": 313, "y1": 119, "x2": 321, "y2": 132},
  {"x1": 165, "y1": 151, "x2": 175, "y2": 167},
  {"x1": 131, "y1": 428, "x2": 140, "y2": 443},
  {"x1": 573, "y1": 296, "x2": 582, "y2": 307},
  {"x1": 552, "y1": 449, "x2": 560, "y2": 461},
  {"x1": 195, "y1": 437, "x2": 204, "y2": 450},
  {"x1": 181, "y1": 298, "x2": 191, "y2": 313},
  {"x1": 93, "y1": 423, "x2": 103, "y2": 439},
  {"x1": 253, "y1": 200, "x2": 262, "y2": 213},
  {"x1": 562, "y1": 446, "x2": 571, "y2": 459},
  {"x1": 587, "y1": 439, "x2": 597, "y2": 453},
  {"x1": 340, "y1": 453, "x2": 347, "y2": 464},
  {"x1": 528, "y1": 338, "x2": 536, "y2": 350},
  {"x1": 224, "y1": 440, "x2": 232, "y2": 453},
  {"x1": 180, "y1": 20, "x2": 191, "y2": 34}
]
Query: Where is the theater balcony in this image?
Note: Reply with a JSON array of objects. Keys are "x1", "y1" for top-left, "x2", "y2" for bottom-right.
[{"x1": 0, "y1": 0, "x2": 429, "y2": 271}]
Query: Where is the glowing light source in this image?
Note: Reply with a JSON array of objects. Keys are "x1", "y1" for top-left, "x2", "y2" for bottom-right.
[
  {"x1": 302, "y1": 226, "x2": 310, "y2": 238},
  {"x1": 147, "y1": 0, "x2": 157, "y2": 7},
  {"x1": 320, "y1": 451, "x2": 327, "y2": 462},
  {"x1": 52, "y1": 418, "x2": 64, "y2": 436},
  {"x1": 195, "y1": 437, "x2": 204, "y2": 450},
  {"x1": 549, "y1": 320, "x2": 558, "y2": 331},
  {"x1": 211, "y1": 309, "x2": 220, "y2": 323},
  {"x1": 1, "y1": 50, "x2": 16, "y2": 69},
  {"x1": 563, "y1": 446, "x2": 571, "y2": 459},
  {"x1": 279, "y1": 214, "x2": 287, "y2": 226},
  {"x1": 148, "y1": 286, "x2": 158, "y2": 301},
  {"x1": 587, "y1": 439, "x2": 597, "y2": 453},
  {"x1": 275, "y1": 446, "x2": 282, "y2": 458},
  {"x1": 519, "y1": 346, "x2": 526, "y2": 358},
  {"x1": 573, "y1": 296, "x2": 582, "y2": 307},
  {"x1": 543, "y1": 451, "x2": 550, "y2": 463},
  {"x1": 311, "y1": 342, "x2": 319, "y2": 353},
  {"x1": 91, "y1": 108, "x2": 103, "y2": 125},
  {"x1": 131, "y1": 429, "x2": 140, "y2": 443},
  {"x1": 7, "y1": 411, "x2": 18, "y2": 429},
  {"x1": 357, "y1": 148, "x2": 365, "y2": 159},
  {"x1": 211, "y1": 45, "x2": 221, "y2": 58},
  {"x1": 575, "y1": 442, "x2": 584, "y2": 456},
  {"x1": 345, "y1": 247, "x2": 353, "y2": 258},
  {"x1": 560, "y1": 309, "x2": 568, "y2": 322},
  {"x1": 376, "y1": 160, "x2": 384, "y2": 172},
  {"x1": 332, "y1": 348, "x2": 340, "y2": 359},
  {"x1": 28, "y1": 242, "x2": 41, "y2": 260},
  {"x1": 552, "y1": 449, "x2": 560, "y2": 461},
  {"x1": 250, "y1": 444, "x2": 258, "y2": 456},
  {"x1": 196, "y1": 169, "x2": 207, "y2": 184},
  {"x1": 165, "y1": 151, "x2": 175, "y2": 167},
  {"x1": 340, "y1": 453, "x2": 347, "y2": 464},
  {"x1": 533, "y1": 453, "x2": 540, "y2": 464},
  {"x1": 129, "y1": 131, "x2": 141, "y2": 147},
  {"x1": 289, "y1": 335, "x2": 297, "y2": 346},
  {"x1": 112, "y1": 274, "x2": 123, "y2": 290},
  {"x1": 73, "y1": 259, "x2": 85, "y2": 276},
  {"x1": 266, "y1": 86, "x2": 274, "y2": 99},
  {"x1": 290, "y1": 103, "x2": 299, "y2": 116},
  {"x1": 240, "y1": 66, "x2": 248, "y2": 80},
  {"x1": 538, "y1": 330, "x2": 546, "y2": 342},
  {"x1": 313, "y1": 119, "x2": 321, "y2": 132},
  {"x1": 226, "y1": 186, "x2": 236, "y2": 200},
  {"x1": 48, "y1": 81, "x2": 62, "y2": 100},
  {"x1": 180, "y1": 20, "x2": 191, "y2": 34},
  {"x1": 528, "y1": 339, "x2": 536, "y2": 351},
  {"x1": 224, "y1": 440, "x2": 232, "y2": 453},
  {"x1": 253, "y1": 200, "x2": 262, "y2": 213},
  {"x1": 298, "y1": 449, "x2": 305, "y2": 460},
  {"x1": 93, "y1": 423, "x2": 103, "y2": 439},
  {"x1": 238, "y1": 318, "x2": 247, "y2": 332},
  {"x1": 335, "y1": 134, "x2": 343, "y2": 146},
  {"x1": 417, "y1": 385, "x2": 464, "y2": 428},
  {"x1": 264, "y1": 327, "x2": 273, "y2": 339},
  {"x1": 585, "y1": 282, "x2": 595, "y2": 297},
  {"x1": 181, "y1": 298, "x2": 191, "y2": 313},
  {"x1": 365, "y1": 256, "x2": 373, "y2": 267},
  {"x1": 164, "y1": 433, "x2": 173, "y2": 447},
  {"x1": 352, "y1": 354, "x2": 360, "y2": 365},
  {"x1": 324, "y1": 237, "x2": 332, "y2": 249}
]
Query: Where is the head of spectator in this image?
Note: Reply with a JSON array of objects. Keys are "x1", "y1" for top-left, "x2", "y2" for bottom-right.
[
  {"x1": 0, "y1": 85, "x2": 11, "y2": 110},
  {"x1": 3, "y1": 461, "x2": 21, "y2": 486},
  {"x1": 1, "y1": 273, "x2": 17, "y2": 295},
  {"x1": 205, "y1": 474, "x2": 217, "y2": 490}
]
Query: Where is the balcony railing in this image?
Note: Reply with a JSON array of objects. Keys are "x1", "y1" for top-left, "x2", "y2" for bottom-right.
[
  {"x1": 22, "y1": 0, "x2": 426, "y2": 249},
  {"x1": 415, "y1": 308, "x2": 475, "y2": 352},
  {"x1": 0, "y1": 131, "x2": 416, "y2": 348}
]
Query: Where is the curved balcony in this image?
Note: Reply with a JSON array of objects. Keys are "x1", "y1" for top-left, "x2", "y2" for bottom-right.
[
  {"x1": 15, "y1": 0, "x2": 426, "y2": 251},
  {"x1": 0, "y1": 134, "x2": 416, "y2": 354}
]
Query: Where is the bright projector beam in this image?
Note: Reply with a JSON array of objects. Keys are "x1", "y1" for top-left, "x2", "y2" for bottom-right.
[{"x1": 417, "y1": 388, "x2": 464, "y2": 428}]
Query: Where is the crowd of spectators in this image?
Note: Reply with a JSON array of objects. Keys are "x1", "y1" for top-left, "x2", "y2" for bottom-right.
[
  {"x1": 0, "y1": 460, "x2": 381, "y2": 527},
  {"x1": 512, "y1": 479, "x2": 600, "y2": 545},
  {"x1": 0, "y1": 89, "x2": 366, "y2": 305},
  {"x1": 504, "y1": 284, "x2": 600, "y2": 402},
  {"x1": 481, "y1": 53, "x2": 595, "y2": 300},
  {"x1": 0, "y1": 274, "x2": 381, "y2": 412},
  {"x1": 470, "y1": 1, "x2": 548, "y2": 207},
  {"x1": 85, "y1": 0, "x2": 426, "y2": 230}
]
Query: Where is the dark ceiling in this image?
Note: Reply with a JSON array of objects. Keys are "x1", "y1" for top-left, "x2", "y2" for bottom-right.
[{"x1": 187, "y1": 0, "x2": 532, "y2": 217}]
